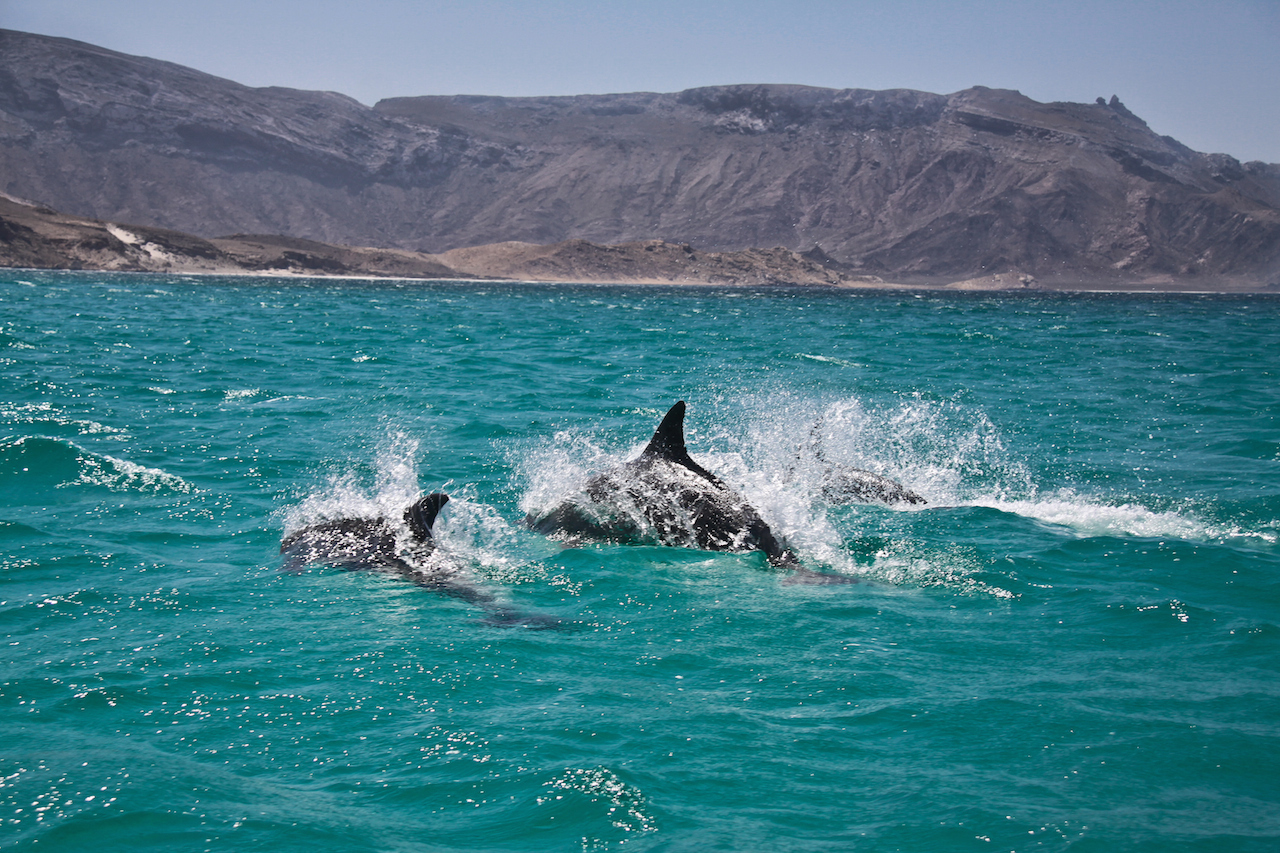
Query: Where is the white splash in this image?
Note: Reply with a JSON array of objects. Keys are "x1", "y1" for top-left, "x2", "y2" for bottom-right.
[
  {"x1": 282, "y1": 431, "x2": 425, "y2": 534},
  {"x1": 430, "y1": 486, "x2": 552, "y2": 584}
]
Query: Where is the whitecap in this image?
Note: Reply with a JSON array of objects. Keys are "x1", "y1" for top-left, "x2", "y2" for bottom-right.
[
  {"x1": 541, "y1": 766, "x2": 657, "y2": 836},
  {"x1": 798, "y1": 353, "x2": 867, "y2": 368},
  {"x1": 0, "y1": 401, "x2": 123, "y2": 436},
  {"x1": 71, "y1": 450, "x2": 194, "y2": 494}
]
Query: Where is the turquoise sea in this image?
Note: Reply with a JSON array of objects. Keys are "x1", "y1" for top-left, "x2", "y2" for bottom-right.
[{"x1": 2, "y1": 270, "x2": 1278, "y2": 852}]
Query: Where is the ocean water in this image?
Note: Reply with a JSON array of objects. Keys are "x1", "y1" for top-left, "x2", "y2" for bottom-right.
[{"x1": 2, "y1": 270, "x2": 1278, "y2": 852}]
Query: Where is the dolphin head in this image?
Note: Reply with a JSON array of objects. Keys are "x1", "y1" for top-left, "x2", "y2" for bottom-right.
[{"x1": 404, "y1": 492, "x2": 449, "y2": 541}]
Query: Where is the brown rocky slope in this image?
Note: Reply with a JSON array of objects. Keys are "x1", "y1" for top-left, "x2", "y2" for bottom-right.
[{"x1": 0, "y1": 193, "x2": 893, "y2": 287}]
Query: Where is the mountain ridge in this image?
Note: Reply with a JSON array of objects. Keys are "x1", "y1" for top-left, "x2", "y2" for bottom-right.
[{"x1": 2, "y1": 28, "x2": 1279, "y2": 284}]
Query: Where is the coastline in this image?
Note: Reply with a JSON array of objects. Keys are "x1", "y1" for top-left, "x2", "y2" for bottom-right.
[{"x1": 7, "y1": 265, "x2": 1277, "y2": 297}]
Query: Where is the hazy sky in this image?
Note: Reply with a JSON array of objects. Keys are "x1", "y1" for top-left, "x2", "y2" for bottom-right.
[{"x1": 5, "y1": 0, "x2": 1279, "y2": 162}]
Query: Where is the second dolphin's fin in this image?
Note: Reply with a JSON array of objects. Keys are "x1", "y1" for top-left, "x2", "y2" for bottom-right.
[{"x1": 404, "y1": 492, "x2": 450, "y2": 541}]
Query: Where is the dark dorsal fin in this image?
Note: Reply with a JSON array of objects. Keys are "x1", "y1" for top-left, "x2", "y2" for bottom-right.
[
  {"x1": 404, "y1": 492, "x2": 449, "y2": 541},
  {"x1": 642, "y1": 401, "x2": 689, "y2": 461},
  {"x1": 640, "y1": 401, "x2": 722, "y2": 484}
]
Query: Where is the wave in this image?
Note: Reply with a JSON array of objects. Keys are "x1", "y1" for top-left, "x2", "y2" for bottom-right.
[
  {"x1": 0, "y1": 436, "x2": 193, "y2": 497},
  {"x1": 979, "y1": 491, "x2": 1278, "y2": 546},
  {"x1": 0, "y1": 330, "x2": 36, "y2": 350},
  {"x1": 0, "y1": 518, "x2": 50, "y2": 541},
  {"x1": 0, "y1": 401, "x2": 124, "y2": 437},
  {"x1": 541, "y1": 766, "x2": 657, "y2": 837}
]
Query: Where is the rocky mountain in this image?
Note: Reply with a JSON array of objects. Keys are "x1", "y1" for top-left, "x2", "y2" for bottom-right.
[{"x1": 2, "y1": 28, "x2": 1279, "y2": 284}]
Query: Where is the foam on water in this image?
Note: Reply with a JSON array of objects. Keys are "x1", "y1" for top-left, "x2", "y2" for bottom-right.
[
  {"x1": 0, "y1": 401, "x2": 125, "y2": 437},
  {"x1": 541, "y1": 766, "x2": 658, "y2": 839},
  {"x1": 981, "y1": 491, "x2": 1215, "y2": 541},
  {"x1": 72, "y1": 448, "x2": 194, "y2": 494}
]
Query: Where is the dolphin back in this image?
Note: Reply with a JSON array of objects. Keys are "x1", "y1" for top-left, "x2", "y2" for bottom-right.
[
  {"x1": 279, "y1": 516, "x2": 403, "y2": 572},
  {"x1": 524, "y1": 402, "x2": 804, "y2": 569},
  {"x1": 821, "y1": 466, "x2": 927, "y2": 506}
]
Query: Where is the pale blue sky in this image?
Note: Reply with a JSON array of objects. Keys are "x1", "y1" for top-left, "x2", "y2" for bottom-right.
[{"x1": 4, "y1": 0, "x2": 1278, "y2": 162}]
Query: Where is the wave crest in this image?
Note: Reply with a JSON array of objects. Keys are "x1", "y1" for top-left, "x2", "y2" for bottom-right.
[{"x1": 0, "y1": 436, "x2": 192, "y2": 496}]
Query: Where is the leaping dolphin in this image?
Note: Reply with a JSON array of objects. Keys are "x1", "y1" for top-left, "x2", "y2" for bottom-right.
[
  {"x1": 281, "y1": 493, "x2": 560, "y2": 627},
  {"x1": 526, "y1": 401, "x2": 852, "y2": 584}
]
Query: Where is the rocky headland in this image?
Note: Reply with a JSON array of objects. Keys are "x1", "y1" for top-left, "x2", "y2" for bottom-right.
[
  {"x1": 2, "y1": 28, "x2": 1279, "y2": 289},
  {"x1": 0, "y1": 192, "x2": 887, "y2": 287}
]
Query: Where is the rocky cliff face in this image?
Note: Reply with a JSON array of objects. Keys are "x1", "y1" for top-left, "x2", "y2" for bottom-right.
[{"x1": 3, "y1": 29, "x2": 1278, "y2": 282}]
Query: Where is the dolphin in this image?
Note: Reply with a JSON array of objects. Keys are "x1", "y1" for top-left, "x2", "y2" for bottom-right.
[
  {"x1": 281, "y1": 492, "x2": 451, "y2": 575},
  {"x1": 281, "y1": 493, "x2": 560, "y2": 627},
  {"x1": 816, "y1": 465, "x2": 926, "y2": 506},
  {"x1": 799, "y1": 416, "x2": 926, "y2": 506},
  {"x1": 526, "y1": 402, "x2": 854, "y2": 583}
]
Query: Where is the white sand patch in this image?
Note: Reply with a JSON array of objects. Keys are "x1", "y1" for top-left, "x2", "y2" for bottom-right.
[
  {"x1": 106, "y1": 224, "x2": 179, "y2": 265},
  {"x1": 105, "y1": 224, "x2": 140, "y2": 245}
]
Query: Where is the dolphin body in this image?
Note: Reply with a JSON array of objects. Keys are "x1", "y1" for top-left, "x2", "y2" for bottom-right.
[
  {"x1": 526, "y1": 401, "x2": 807, "y2": 570},
  {"x1": 281, "y1": 492, "x2": 451, "y2": 575},
  {"x1": 281, "y1": 493, "x2": 559, "y2": 628},
  {"x1": 799, "y1": 417, "x2": 926, "y2": 506},
  {"x1": 817, "y1": 465, "x2": 926, "y2": 506}
]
